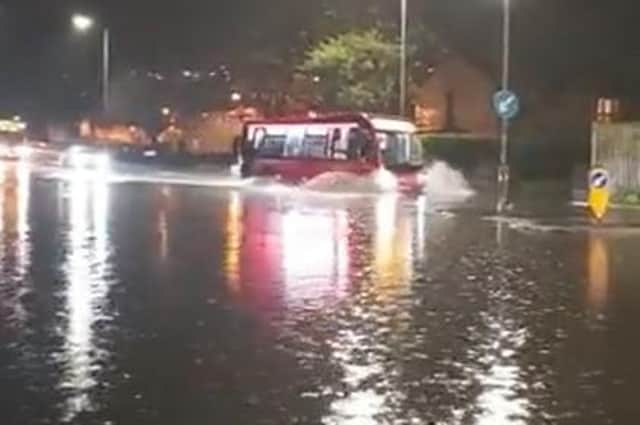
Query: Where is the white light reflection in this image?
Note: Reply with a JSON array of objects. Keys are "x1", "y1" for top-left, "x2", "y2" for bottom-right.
[
  {"x1": 0, "y1": 164, "x2": 6, "y2": 318},
  {"x1": 324, "y1": 196, "x2": 417, "y2": 425},
  {"x1": 325, "y1": 328, "x2": 387, "y2": 425},
  {"x1": 13, "y1": 161, "x2": 31, "y2": 324},
  {"x1": 475, "y1": 317, "x2": 529, "y2": 425},
  {"x1": 0, "y1": 162, "x2": 32, "y2": 327},
  {"x1": 158, "y1": 210, "x2": 169, "y2": 261},
  {"x1": 0, "y1": 162, "x2": 4, "y2": 237},
  {"x1": 156, "y1": 187, "x2": 172, "y2": 262},
  {"x1": 415, "y1": 194, "x2": 427, "y2": 262},
  {"x1": 281, "y1": 207, "x2": 349, "y2": 304},
  {"x1": 61, "y1": 174, "x2": 111, "y2": 421}
]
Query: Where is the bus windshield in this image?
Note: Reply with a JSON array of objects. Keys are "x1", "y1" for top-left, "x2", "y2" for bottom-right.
[{"x1": 377, "y1": 132, "x2": 423, "y2": 168}]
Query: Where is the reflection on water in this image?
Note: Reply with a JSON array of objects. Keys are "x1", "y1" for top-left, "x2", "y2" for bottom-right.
[
  {"x1": 60, "y1": 174, "x2": 112, "y2": 421},
  {"x1": 324, "y1": 328, "x2": 388, "y2": 425},
  {"x1": 281, "y1": 207, "x2": 350, "y2": 303},
  {"x1": 475, "y1": 314, "x2": 529, "y2": 425},
  {"x1": 2, "y1": 166, "x2": 639, "y2": 425},
  {"x1": 223, "y1": 193, "x2": 421, "y2": 316},
  {"x1": 224, "y1": 194, "x2": 354, "y2": 313},
  {"x1": 155, "y1": 187, "x2": 172, "y2": 262},
  {"x1": 225, "y1": 192, "x2": 427, "y2": 424},
  {"x1": 415, "y1": 195, "x2": 427, "y2": 261},
  {"x1": 225, "y1": 190, "x2": 243, "y2": 295},
  {"x1": 586, "y1": 233, "x2": 609, "y2": 314},
  {"x1": 373, "y1": 194, "x2": 413, "y2": 297},
  {"x1": 0, "y1": 161, "x2": 32, "y2": 328},
  {"x1": 324, "y1": 196, "x2": 417, "y2": 425}
]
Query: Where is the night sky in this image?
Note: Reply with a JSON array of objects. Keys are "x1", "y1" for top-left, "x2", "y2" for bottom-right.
[{"x1": 1, "y1": 0, "x2": 639, "y2": 120}]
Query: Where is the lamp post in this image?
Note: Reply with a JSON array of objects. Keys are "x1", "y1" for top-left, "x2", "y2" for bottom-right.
[
  {"x1": 72, "y1": 14, "x2": 110, "y2": 116},
  {"x1": 497, "y1": 0, "x2": 511, "y2": 213},
  {"x1": 399, "y1": 0, "x2": 408, "y2": 117}
]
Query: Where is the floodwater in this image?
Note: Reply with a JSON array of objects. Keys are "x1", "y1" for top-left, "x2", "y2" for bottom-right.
[{"x1": 0, "y1": 160, "x2": 639, "y2": 425}]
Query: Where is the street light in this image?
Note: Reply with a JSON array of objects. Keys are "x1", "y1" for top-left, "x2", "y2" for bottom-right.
[
  {"x1": 72, "y1": 14, "x2": 94, "y2": 32},
  {"x1": 497, "y1": 0, "x2": 511, "y2": 213},
  {"x1": 399, "y1": 0, "x2": 408, "y2": 117},
  {"x1": 230, "y1": 91, "x2": 242, "y2": 103},
  {"x1": 71, "y1": 13, "x2": 111, "y2": 116}
]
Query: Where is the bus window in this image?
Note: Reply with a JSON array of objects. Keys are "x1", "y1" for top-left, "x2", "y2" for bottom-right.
[
  {"x1": 257, "y1": 134, "x2": 286, "y2": 157},
  {"x1": 302, "y1": 132, "x2": 328, "y2": 158},
  {"x1": 347, "y1": 128, "x2": 364, "y2": 160},
  {"x1": 377, "y1": 131, "x2": 423, "y2": 166},
  {"x1": 347, "y1": 128, "x2": 373, "y2": 161},
  {"x1": 331, "y1": 129, "x2": 348, "y2": 160},
  {"x1": 252, "y1": 127, "x2": 266, "y2": 149},
  {"x1": 284, "y1": 129, "x2": 303, "y2": 157}
]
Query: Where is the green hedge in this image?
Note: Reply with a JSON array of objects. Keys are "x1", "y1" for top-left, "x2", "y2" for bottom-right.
[{"x1": 420, "y1": 133, "x2": 588, "y2": 180}]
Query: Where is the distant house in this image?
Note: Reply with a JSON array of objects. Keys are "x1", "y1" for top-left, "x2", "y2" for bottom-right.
[{"x1": 413, "y1": 54, "x2": 497, "y2": 139}]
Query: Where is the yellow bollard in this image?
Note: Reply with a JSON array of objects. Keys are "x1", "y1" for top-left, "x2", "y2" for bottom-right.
[{"x1": 587, "y1": 168, "x2": 610, "y2": 221}]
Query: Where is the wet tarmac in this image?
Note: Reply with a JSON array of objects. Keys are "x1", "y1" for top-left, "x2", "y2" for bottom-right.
[{"x1": 0, "y1": 160, "x2": 639, "y2": 424}]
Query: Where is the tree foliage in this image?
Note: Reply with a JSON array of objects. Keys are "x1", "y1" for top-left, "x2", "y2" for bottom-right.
[{"x1": 300, "y1": 30, "x2": 403, "y2": 112}]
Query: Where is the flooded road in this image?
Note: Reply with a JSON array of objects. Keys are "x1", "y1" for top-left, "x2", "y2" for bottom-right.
[{"x1": 0, "y1": 161, "x2": 639, "y2": 424}]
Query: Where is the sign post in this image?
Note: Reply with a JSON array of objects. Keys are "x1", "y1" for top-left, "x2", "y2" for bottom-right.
[
  {"x1": 493, "y1": 89, "x2": 520, "y2": 213},
  {"x1": 588, "y1": 167, "x2": 610, "y2": 221}
]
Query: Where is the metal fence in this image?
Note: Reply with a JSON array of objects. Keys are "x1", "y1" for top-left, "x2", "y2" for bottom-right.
[{"x1": 592, "y1": 122, "x2": 640, "y2": 194}]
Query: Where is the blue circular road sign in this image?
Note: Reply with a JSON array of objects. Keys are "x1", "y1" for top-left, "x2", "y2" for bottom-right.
[
  {"x1": 493, "y1": 90, "x2": 520, "y2": 120},
  {"x1": 589, "y1": 168, "x2": 609, "y2": 189}
]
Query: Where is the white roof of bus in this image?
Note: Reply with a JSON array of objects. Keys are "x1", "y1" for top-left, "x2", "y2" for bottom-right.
[
  {"x1": 368, "y1": 116, "x2": 417, "y2": 134},
  {"x1": 247, "y1": 114, "x2": 417, "y2": 134}
]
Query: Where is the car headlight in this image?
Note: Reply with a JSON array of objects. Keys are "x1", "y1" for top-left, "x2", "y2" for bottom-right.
[
  {"x1": 15, "y1": 145, "x2": 31, "y2": 158},
  {"x1": 94, "y1": 154, "x2": 111, "y2": 171},
  {"x1": 70, "y1": 152, "x2": 88, "y2": 168}
]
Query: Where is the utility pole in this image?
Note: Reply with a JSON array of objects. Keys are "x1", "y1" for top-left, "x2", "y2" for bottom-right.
[
  {"x1": 399, "y1": 0, "x2": 408, "y2": 117},
  {"x1": 102, "y1": 28, "x2": 111, "y2": 116}
]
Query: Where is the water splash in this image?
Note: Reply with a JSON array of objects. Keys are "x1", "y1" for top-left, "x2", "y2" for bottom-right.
[
  {"x1": 303, "y1": 170, "x2": 397, "y2": 194},
  {"x1": 422, "y1": 161, "x2": 475, "y2": 203},
  {"x1": 229, "y1": 160, "x2": 242, "y2": 178}
]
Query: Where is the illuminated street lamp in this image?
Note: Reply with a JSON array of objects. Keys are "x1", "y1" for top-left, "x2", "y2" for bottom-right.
[
  {"x1": 72, "y1": 14, "x2": 94, "y2": 32},
  {"x1": 230, "y1": 91, "x2": 242, "y2": 103},
  {"x1": 71, "y1": 13, "x2": 111, "y2": 116},
  {"x1": 161, "y1": 107, "x2": 172, "y2": 117}
]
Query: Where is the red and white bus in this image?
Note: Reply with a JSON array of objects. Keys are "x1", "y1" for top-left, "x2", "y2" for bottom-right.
[{"x1": 238, "y1": 113, "x2": 425, "y2": 192}]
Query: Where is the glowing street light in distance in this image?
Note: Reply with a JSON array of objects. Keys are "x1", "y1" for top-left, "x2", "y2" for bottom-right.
[{"x1": 72, "y1": 14, "x2": 95, "y2": 32}]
